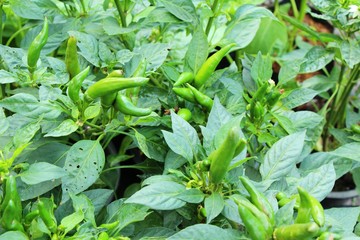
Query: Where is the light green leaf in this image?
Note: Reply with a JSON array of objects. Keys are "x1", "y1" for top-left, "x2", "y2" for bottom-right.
[
  {"x1": 44, "y1": 119, "x2": 78, "y2": 137},
  {"x1": 176, "y1": 188, "x2": 205, "y2": 204},
  {"x1": 251, "y1": 53, "x2": 273, "y2": 84},
  {"x1": 84, "y1": 104, "x2": 101, "y2": 120},
  {"x1": 299, "y1": 46, "x2": 334, "y2": 73},
  {"x1": 158, "y1": 0, "x2": 197, "y2": 23},
  {"x1": 260, "y1": 132, "x2": 306, "y2": 181},
  {"x1": 167, "y1": 224, "x2": 241, "y2": 240},
  {"x1": 282, "y1": 88, "x2": 318, "y2": 109},
  {"x1": 0, "y1": 231, "x2": 29, "y2": 240},
  {"x1": 0, "y1": 70, "x2": 17, "y2": 84},
  {"x1": 126, "y1": 182, "x2": 186, "y2": 210},
  {"x1": 184, "y1": 26, "x2": 208, "y2": 74},
  {"x1": 60, "y1": 210, "x2": 84, "y2": 235},
  {"x1": 330, "y1": 142, "x2": 360, "y2": 162},
  {"x1": 61, "y1": 140, "x2": 105, "y2": 203},
  {"x1": 205, "y1": 192, "x2": 224, "y2": 224},
  {"x1": 340, "y1": 39, "x2": 360, "y2": 69},
  {"x1": 20, "y1": 162, "x2": 67, "y2": 185}
]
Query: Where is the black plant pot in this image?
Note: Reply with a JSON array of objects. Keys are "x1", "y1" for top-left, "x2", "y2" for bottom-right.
[{"x1": 322, "y1": 189, "x2": 360, "y2": 208}]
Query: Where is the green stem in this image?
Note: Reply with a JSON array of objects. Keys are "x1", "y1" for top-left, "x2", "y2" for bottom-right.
[
  {"x1": 79, "y1": 0, "x2": 87, "y2": 14},
  {"x1": 0, "y1": 3, "x2": 3, "y2": 45},
  {"x1": 290, "y1": 0, "x2": 299, "y2": 19},
  {"x1": 6, "y1": 24, "x2": 35, "y2": 46},
  {"x1": 298, "y1": 0, "x2": 307, "y2": 22},
  {"x1": 205, "y1": 0, "x2": 220, "y2": 36},
  {"x1": 274, "y1": 0, "x2": 280, "y2": 19},
  {"x1": 114, "y1": 0, "x2": 127, "y2": 28}
]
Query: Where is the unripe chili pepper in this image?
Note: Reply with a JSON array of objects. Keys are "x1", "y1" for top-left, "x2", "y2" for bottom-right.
[
  {"x1": 108, "y1": 70, "x2": 124, "y2": 78},
  {"x1": 27, "y1": 18, "x2": 49, "y2": 74},
  {"x1": 65, "y1": 36, "x2": 81, "y2": 79},
  {"x1": 194, "y1": 43, "x2": 236, "y2": 88},
  {"x1": 173, "y1": 87, "x2": 197, "y2": 103},
  {"x1": 351, "y1": 124, "x2": 360, "y2": 134},
  {"x1": 38, "y1": 198, "x2": 57, "y2": 233},
  {"x1": 24, "y1": 209, "x2": 40, "y2": 225},
  {"x1": 186, "y1": 84, "x2": 213, "y2": 111},
  {"x1": 252, "y1": 101, "x2": 265, "y2": 120},
  {"x1": 238, "y1": 201, "x2": 268, "y2": 240},
  {"x1": 99, "y1": 220, "x2": 119, "y2": 230},
  {"x1": 239, "y1": 176, "x2": 275, "y2": 226},
  {"x1": 1, "y1": 199, "x2": 24, "y2": 232},
  {"x1": 115, "y1": 93, "x2": 152, "y2": 117},
  {"x1": 67, "y1": 66, "x2": 90, "y2": 105},
  {"x1": 173, "y1": 72, "x2": 194, "y2": 87},
  {"x1": 98, "y1": 232, "x2": 110, "y2": 240},
  {"x1": 209, "y1": 126, "x2": 242, "y2": 184},
  {"x1": 0, "y1": 175, "x2": 22, "y2": 219},
  {"x1": 266, "y1": 89, "x2": 282, "y2": 109},
  {"x1": 234, "y1": 138, "x2": 247, "y2": 157},
  {"x1": 177, "y1": 108, "x2": 192, "y2": 121},
  {"x1": 84, "y1": 77, "x2": 149, "y2": 102},
  {"x1": 234, "y1": 197, "x2": 273, "y2": 239},
  {"x1": 101, "y1": 92, "x2": 118, "y2": 109},
  {"x1": 297, "y1": 186, "x2": 325, "y2": 227},
  {"x1": 273, "y1": 222, "x2": 320, "y2": 240},
  {"x1": 277, "y1": 194, "x2": 300, "y2": 210}
]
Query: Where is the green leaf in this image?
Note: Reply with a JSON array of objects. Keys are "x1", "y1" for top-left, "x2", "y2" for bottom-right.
[
  {"x1": 126, "y1": 182, "x2": 186, "y2": 210},
  {"x1": 134, "y1": 43, "x2": 169, "y2": 72},
  {"x1": 164, "y1": 150, "x2": 188, "y2": 173},
  {"x1": 282, "y1": 88, "x2": 318, "y2": 109},
  {"x1": 251, "y1": 52, "x2": 273, "y2": 84},
  {"x1": 330, "y1": 143, "x2": 360, "y2": 162},
  {"x1": 69, "y1": 31, "x2": 100, "y2": 67},
  {"x1": 9, "y1": 0, "x2": 44, "y2": 19},
  {"x1": 60, "y1": 210, "x2": 85, "y2": 235},
  {"x1": 260, "y1": 131, "x2": 306, "y2": 181},
  {"x1": 158, "y1": 0, "x2": 197, "y2": 23},
  {"x1": 61, "y1": 140, "x2": 105, "y2": 203},
  {"x1": 44, "y1": 119, "x2": 78, "y2": 137},
  {"x1": 205, "y1": 192, "x2": 224, "y2": 223},
  {"x1": 20, "y1": 162, "x2": 67, "y2": 185},
  {"x1": 299, "y1": 163, "x2": 336, "y2": 201},
  {"x1": 222, "y1": 199, "x2": 241, "y2": 224},
  {"x1": 167, "y1": 224, "x2": 241, "y2": 240},
  {"x1": 299, "y1": 46, "x2": 334, "y2": 73},
  {"x1": 0, "y1": 70, "x2": 17, "y2": 84},
  {"x1": 0, "y1": 231, "x2": 29, "y2": 240},
  {"x1": 184, "y1": 26, "x2": 208, "y2": 74},
  {"x1": 106, "y1": 201, "x2": 150, "y2": 233},
  {"x1": 278, "y1": 60, "x2": 301, "y2": 85},
  {"x1": 325, "y1": 207, "x2": 360, "y2": 234},
  {"x1": 0, "y1": 93, "x2": 62, "y2": 119},
  {"x1": 340, "y1": 39, "x2": 360, "y2": 69},
  {"x1": 13, "y1": 120, "x2": 41, "y2": 147},
  {"x1": 176, "y1": 188, "x2": 205, "y2": 204},
  {"x1": 82, "y1": 189, "x2": 113, "y2": 215},
  {"x1": 145, "y1": 7, "x2": 181, "y2": 23},
  {"x1": 225, "y1": 18, "x2": 260, "y2": 49},
  {"x1": 84, "y1": 104, "x2": 101, "y2": 120},
  {"x1": 275, "y1": 200, "x2": 295, "y2": 226}
]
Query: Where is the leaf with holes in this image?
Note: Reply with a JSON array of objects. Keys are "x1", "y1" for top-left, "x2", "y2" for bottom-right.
[{"x1": 61, "y1": 140, "x2": 105, "y2": 203}]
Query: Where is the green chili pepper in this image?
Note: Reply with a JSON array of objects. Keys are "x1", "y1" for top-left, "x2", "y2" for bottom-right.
[
  {"x1": 234, "y1": 197, "x2": 273, "y2": 239},
  {"x1": 67, "y1": 66, "x2": 90, "y2": 105},
  {"x1": 277, "y1": 194, "x2": 300, "y2": 210},
  {"x1": 27, "y1": 18, "x2": 49, "y2": 74},
  {"x1": 173, "y1": 87, "x2": 197, "y2": 103},
  {"x1": 238, "y1": 200, "x2": 268, "y2": 240},
  {"x1": 194, "y1": 43, "x2": 236, "y2": 88},
  {"x1": 101, "y1": 92, "x2": 118, "y2": 109},
  {"x1": 297, "y1": 186, "x2": 325, "y2": 227},
  {"x1": 0, "y1": 175, "x2": 22, "y2": 219},
  {"x1": 173, "y1": 72, "x2": 194, "y2": 87},
  {"x1": 24, "y1": 209, "x2": 40, "y2": 225},
  {"x1": 209, "y1": 126, "x2": 242, "y2": 185},
  {"x1": 234, "y1": 138, "x2": 247, "y2": 157},
  {"x1": 115, "y1": 93, "x2": 152, "y2": 117},
  {"x1": 65, "y1": 36, "x2": 81, "y2": 79},
  {"x1": 98, "y1": 232, "x2": 110, "y2": 240},
  {"x1": 84, "y1": 77, "x2": 149, "y2": 102},
  {"x1": 186, "y1": 84, "x2": 213, "y2": 111},
  {"x1": 252, "y1": 101, "x2": 265, "y2": 120},
  {"x1": 1, "y1": 199, "x2": 24, "y2": 232},
  {"x1": 273, "y1": 223, "x2": 320, "y2": 240},
  {"x1": 177, "y1": 108, "x2": 192, "y2": 121},
  {"x1": 99, "y1": 220, "x2": 119, "y2": 230},
  {"x1": 351, "y1": 124, "x2": 360, "y2": 134},
  {"x1": 38, "y1": 198, "x2": 57, "y2": 233},
  {"x1": 239, "y1": 176, "x2": 275, "y2": 226}
]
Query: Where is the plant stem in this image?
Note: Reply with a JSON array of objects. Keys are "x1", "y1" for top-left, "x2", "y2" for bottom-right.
[
  {"x1": 114, "y1": 0, "x2": 127, "y2": 28},
  {"x1": 205, "y1": 0, "x2": 220, "y2": 36},
  {"x1": 290, "y1": 0, "x2": 299, "y2": 19},
  {"x1": 79, "y1": 0, "x2": 87, "y2": 14},
  {"x1": 0, "y1": 3, "x2": 3, "y2": 45},
  {"x1": 298, "y1": 0, "x2": 307, "y2": 22}
]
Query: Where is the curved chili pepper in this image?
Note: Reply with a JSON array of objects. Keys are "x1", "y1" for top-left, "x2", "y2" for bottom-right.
[
  {"x1": 98, "y1": 232, "x2": 110, "y2": 240},
  {"x1": 115, "y1": 93, "x2": 152, "y2": 117},
  {"x1": 273, "y1": 222, "x2": 320, "y2": 240},
  {"x1": 317, "y1": 232, "x2": 342, "y2": 240},
  {"x1": 0, "y1": 175, "x2": 22, "y2": 219},
  {"x1": 194, "y1": 43, "x2": 236, "y2": 88},
  {"x1": 67, "y1": 66, "x2": 90, "y2": 105},
  {"x1": 84, "y1": 77, "x2": 149, "y2": 102},
  {"x1": 27, "y1": 18, "x2": 49, "y2": 74},
  {"x1": 209, "y1": 126, "x2": 242, "y2": 184},
  {"x1": 234, "y1": 197, "x2": 273, "y2": 239},
  {"x1": 24, "y1": 209, "x2": 40, "y2": 225},
  {"x1": 297, "y1": 186, "x2": 325, "y2": 227},
  {"x1": 186, "y1": 84, "x2": 213, "y2": 111},
  {"x1": 173, "y1": 87, "x2": 197, "y2": 103},
  {"x1": 38, "y1": 198, "x2": 57, "y2": 233},
  {"x1": 126, "y1": 59, "x2": 147, "y2": 105},
  {"x1": 1, "y1": 199, "x2": 24, "y2": 232},
  {"x1": 173, "y1": 72, "x2": 194, "y2": 87},
  {"x1": 99, "y1": 220, "x2": 119, "y2": 230},
  {"x1": 239, "y1": 176, "x2": 275, "y2": 226},
  {"x1": 65, "y1": 36, "x2": 81, "y2": 79}
]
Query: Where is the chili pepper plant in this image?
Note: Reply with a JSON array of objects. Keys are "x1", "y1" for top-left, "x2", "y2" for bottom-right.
[{"x1": 0, "y1": 0, "x2": 360, "y2": 239}]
